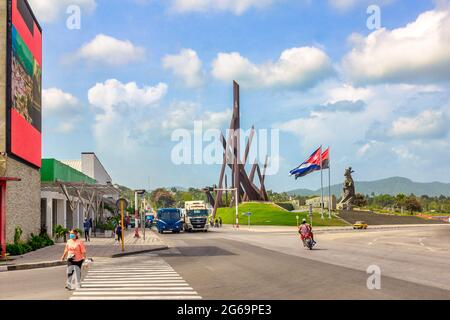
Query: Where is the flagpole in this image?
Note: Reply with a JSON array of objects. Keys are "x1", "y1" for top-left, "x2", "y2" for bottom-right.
[
  {"x1": 328, "y1": 147, "x2": 332, "y2": 219},
  {"x1": 320, "y1": 146, "x2": 324, "y2": 219}
]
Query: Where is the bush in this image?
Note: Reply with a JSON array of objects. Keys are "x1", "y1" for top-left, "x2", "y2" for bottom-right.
[
  {"x1": 14, "y1": 227, "x2": 23, "y2": 245},
  {"x1": 6, "y1": 232, "x2": 54, "y2": 256},
  {"x1": 6, "y1": 243, "x2": 32, "y2": 256},
  {"x1": 28, "y1": 233, "x2": 54, "y2": 251}
]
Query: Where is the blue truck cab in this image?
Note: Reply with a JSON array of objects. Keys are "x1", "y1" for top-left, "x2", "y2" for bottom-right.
[{"x1": 156, "y1": 208, "x2": 183, "y2": 234}]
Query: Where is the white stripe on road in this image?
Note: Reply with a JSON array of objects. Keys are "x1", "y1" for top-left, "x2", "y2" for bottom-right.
[
  {"x1": 77, "y1": 287, "x2": 194, "y2": 291},
  {"x1": 71, "y1": 257, "x2": 202, "y2": 300},
  {"x1": 71, "y1": 296, "x2": 202, "y2": 300},
  {"x1": 73, "y1": 291, "x2": 198, "y2": 296},
  {"x1": 81, "y1": 283, "x2": 190, "y2": 288}
]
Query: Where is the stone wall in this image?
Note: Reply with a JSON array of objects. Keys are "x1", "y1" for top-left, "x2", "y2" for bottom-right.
[{"x1": 5, "y1": 157, "x2": 41, "y2": 242}]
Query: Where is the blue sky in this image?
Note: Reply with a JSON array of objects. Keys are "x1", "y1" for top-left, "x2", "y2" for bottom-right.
[{"x1": 29, "y1": 0, "x2": 450, "y2": 191}]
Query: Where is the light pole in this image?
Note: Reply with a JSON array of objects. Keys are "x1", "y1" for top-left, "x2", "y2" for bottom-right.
[
  {"x1": 116, "y1": 198, "x2": 128, "y2": 252},
  {"x1": 214, "y1": 188, "x2": 239, "y2": 229},
  {"x1": 134, "y1": 189, "x2": 146, "y2": 238}
]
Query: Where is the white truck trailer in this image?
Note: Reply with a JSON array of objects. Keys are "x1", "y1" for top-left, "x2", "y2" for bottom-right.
[{"x1": 183, "y1": 201, "x2": 210, "y2": 232}]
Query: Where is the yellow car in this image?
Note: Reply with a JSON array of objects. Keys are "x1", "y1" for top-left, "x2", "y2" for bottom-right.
[{"x1": 353, "y1": 221, "x2": 368, "y2": 229}]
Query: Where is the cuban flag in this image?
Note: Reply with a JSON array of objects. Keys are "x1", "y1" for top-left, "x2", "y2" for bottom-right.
[{"x1": 290, "y1": 147, "x2": 322, "y2": 179}]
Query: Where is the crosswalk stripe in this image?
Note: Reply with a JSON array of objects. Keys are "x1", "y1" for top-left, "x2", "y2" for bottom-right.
[
  {"x1": 82, "y1": 281, "x2": 188, "y2": 285},
  {"x1": 71, "y1": 257, "x2": 202, "y2": 300},
  {"x1": 77, "y1": 287, "x2": 194, "y2": 291},
  {"x1": 86, "y1": 274, "x2": 181, "y2": 280},
  {"x1": 81, "y1": 284, "x2": 190, "y2": 288},
  {"x1": 70, "y1": 296, "x2": 202, "y2": 300},
  {"x1": 73, "y1": 291, "x2": 198, "y2": 296}
]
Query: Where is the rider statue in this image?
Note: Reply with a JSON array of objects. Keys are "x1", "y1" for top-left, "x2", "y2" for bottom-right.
[{"x1": 338, "y1": 167, "x2": 356, "y2": 210}]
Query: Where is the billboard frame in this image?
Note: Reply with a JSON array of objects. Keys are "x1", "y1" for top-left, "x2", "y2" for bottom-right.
[{"x1": 5, "y1": 0, "x2": 42, "y2": 170}]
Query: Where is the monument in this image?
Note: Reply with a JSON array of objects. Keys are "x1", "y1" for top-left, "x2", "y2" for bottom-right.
[
  {"x1": 337, "y1": 167, "x2": 356, "y2": 211},
  {"x1": 209, "y1": 81, "x2": 269, "y2": 219}
]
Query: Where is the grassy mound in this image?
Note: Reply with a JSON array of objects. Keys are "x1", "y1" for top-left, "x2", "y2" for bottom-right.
[{"x1": 216, "y1": 202, "x2": 348, "y2": 227}]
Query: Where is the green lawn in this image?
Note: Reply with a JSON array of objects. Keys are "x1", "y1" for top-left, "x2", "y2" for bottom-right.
[{"x1": 216, "y1": 202, "x2": 348, "y2": 227}]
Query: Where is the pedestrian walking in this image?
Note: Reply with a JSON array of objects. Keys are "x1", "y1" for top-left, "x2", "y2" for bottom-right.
[
  {"x1": 215, "y1": 219, "x2": 219, "y2": 228},
  {"x1": 83, "y1": 218, "x2": 90, "y2": 242},
  {"x1": 61, "y1": 230, "x2": 86, "y2": 291},
  {"x1": 219, "y1": 217, "x2": 223, "y2": 228},
  {"x1": 88, "y1": 218, "x2": 93, "y2": 238},
  {"x1": 115, "y1": 224, "x2": 123, "y2": 244}
]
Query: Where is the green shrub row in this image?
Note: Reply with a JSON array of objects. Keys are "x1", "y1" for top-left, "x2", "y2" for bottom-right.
[{"x1": 5, "y1": 229, "x2": 54, "y2": 257}]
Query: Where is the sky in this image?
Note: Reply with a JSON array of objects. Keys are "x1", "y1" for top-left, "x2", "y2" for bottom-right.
[{"x1": 28, "y1": 0, "x2": 450, "y2": 192}]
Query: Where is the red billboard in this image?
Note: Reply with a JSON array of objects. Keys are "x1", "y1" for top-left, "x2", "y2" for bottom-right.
[{"x1": 7, "y1": 0, "x2": 42, "y2": 168}]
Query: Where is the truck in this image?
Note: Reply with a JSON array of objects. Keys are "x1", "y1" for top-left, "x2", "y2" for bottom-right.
[
  {"x1": 156, "y1": 208, "x2": 183, "y2": 234},
  {"x1": 183, "y1": 201, "x2": 210, "y2": 232}
]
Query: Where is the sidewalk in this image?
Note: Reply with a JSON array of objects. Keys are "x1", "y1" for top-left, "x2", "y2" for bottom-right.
[{"x1": 1, "y1": 229, "x2": 168, "y2": 271}]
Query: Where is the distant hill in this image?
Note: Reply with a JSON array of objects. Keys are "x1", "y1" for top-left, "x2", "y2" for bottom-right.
[{"x1": 287, "y1": 177, "x2": 450, "y2": 198}]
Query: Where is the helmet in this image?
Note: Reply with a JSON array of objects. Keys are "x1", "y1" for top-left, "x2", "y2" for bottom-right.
[{"x1": 302, "y1": 218, "x2": 307, "y2": 224}]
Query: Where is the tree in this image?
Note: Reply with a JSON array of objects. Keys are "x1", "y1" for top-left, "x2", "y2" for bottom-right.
[
  {"x1": 405, "y1": 196, "x2": 422, "y2": 215},
  {"x1": 395, "y1": 193, "x2": 406, "y2": 212},
  {"x1": 353, "y1": 193, "x2": 368, "y2": 208},
  {"x1": 151, "y1": 188, "x2": 176, "y2": 209}
]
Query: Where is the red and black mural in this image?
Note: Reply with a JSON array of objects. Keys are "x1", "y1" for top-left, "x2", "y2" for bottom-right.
[{"x1": 8, "y1": 0, "x2": 42, "y2": 168}]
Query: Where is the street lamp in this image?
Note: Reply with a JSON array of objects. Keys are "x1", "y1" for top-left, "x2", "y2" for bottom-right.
[{"x1": 134, "y1": 189, "x2": 146, "y2": 238}]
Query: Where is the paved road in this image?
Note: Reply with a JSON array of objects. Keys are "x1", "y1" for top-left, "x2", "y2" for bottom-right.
[
  {"x1": 0, "y1": 265, "x2": 71, "y2": 300},
  {"x1": 1, "y1": 225, "x2": 449, "y2": 300},
  {"x1": 154, "y1": 225, "x2": 450, "y2": 299}
]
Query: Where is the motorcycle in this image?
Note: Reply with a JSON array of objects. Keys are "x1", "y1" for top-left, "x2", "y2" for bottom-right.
[{"x1": 301, "y1": 233, "x2": 316, "y2": 250}]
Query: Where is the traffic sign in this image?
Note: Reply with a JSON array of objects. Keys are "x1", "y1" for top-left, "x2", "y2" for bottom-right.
[{"x1": 116, "y1": 198, "x2": 129, "y2": 210}]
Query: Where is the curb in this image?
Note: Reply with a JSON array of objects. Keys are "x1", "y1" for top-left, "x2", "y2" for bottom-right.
[
  {"x1": 4, "y1": 245, "x2": 169, "y2": 272},
  {"x1": 6, "y1": 260, "x2": 66, "y2": 271}
]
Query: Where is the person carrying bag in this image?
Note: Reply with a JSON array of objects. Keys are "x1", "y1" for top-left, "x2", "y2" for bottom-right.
[{"x1": 61, "y1": 230, "x2": 86, "y2": 291}]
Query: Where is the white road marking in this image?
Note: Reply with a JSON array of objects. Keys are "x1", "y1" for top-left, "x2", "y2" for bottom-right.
[{"x1": 70, "y1": 257, "x2": 202, "y2": 300}]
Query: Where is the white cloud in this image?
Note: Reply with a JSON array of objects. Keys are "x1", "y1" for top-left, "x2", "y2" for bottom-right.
[
  {"x1": 88, "y1": 79, "x2": 168, "y2": 112},
  {"x1": 71, "y1": 34, "x2": 145, "y2": 66},
  {"x1": 342, "y1": 7, "x2": 450, "y2": 84},
  {"x1": 42, "y1": 88, "x2": 82, "y2": 134},
  {"x1": 163, "y1": 49, "x2": 204, "y2": 88},
  {"x1": 162, "y1": 101, "x2": 198, "y2": 130},
  {"x1": 170, "y1": 0, "x2": 275, "y2": 14},
  {"x1": 391, "y1": 146, "x2": 418, "y2": 161},
  {"x1": 328, "y1": 0, "x2": 393, "y2": 11},
  {"x1": 88, "y1": 80, "x2": 168, "y2": 154},
  {"x1": 389, "y1": 109, "x2": 449, "y2": 140},
  {"x1": 212, "y1": 47, "x2": 333, "y2": 89},
  {"x1": 55, "y1": 122, "x2": 78, "y2": 134},
  {"x1": 203, "y1": 108, "x2": 233, "y2": 130},
  {"x1": 325, "y1": 84, "x2": 372, "y2": 104},
  {"x1": 28, "y1": 0, "x2": 97, "y2": 23},
  {"x1": 43, "y1": 88, "x2": 80, "y2": 115},
  {"x1": 162, "y1": 101, "x2": 231, "y2": 131}
]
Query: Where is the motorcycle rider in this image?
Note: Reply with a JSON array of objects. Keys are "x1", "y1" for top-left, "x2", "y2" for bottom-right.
[{"x1": 299, "y1": 219, "x2": 315, "y2": 247}]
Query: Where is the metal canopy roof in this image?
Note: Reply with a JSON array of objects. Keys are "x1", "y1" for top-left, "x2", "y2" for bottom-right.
[{"x1": 41, "y1": 180, "x2": 120, "y2": 198}]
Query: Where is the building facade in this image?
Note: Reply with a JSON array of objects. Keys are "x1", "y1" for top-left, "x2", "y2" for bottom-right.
[
  {"x1": 305, "y1": 195, "x2": 337, "y2": 211},
  {"x1": 1, "y1": 0, "x2": 41, "y2": 252},
  {"x1": 41, "y1": 155, "x2": 118, "y2": 237}
]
